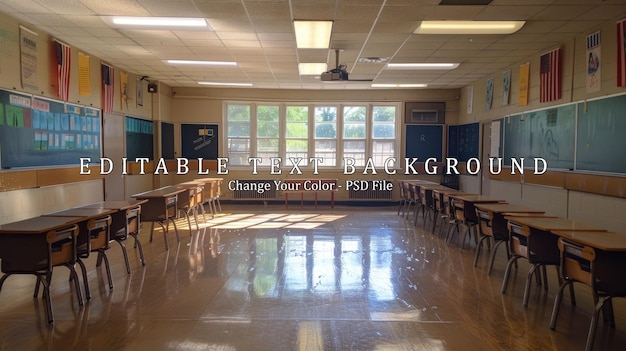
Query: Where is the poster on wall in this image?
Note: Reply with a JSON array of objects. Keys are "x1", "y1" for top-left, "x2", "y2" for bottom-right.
[
  {"x1": 586, "y1": 31, "x2": 601, "y2": 93},
  {"x1": 485, "y1": 77, "x2": 494, "y2": 110},
  {"x1": 466, "y1": 85, "x2": 474, "y2": 114},
  {"x1": 501, "y1": 70, "x2": 511, "y2": 106},
  {"x1": 19, "y1": 25, "x2": 38, "y2": 91},
  {"x1": 518, "y1": 62, "x2": 530, "y2": 106}
]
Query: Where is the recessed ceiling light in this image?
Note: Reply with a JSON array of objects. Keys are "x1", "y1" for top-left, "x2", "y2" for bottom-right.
[
  {"x1": 101, "y1": 16, "x2": 212, "y2": 30},
  {"x1": 372, "y1": 84, "x2": 428, "y2": 88},
  {"x1": 386, "y1": 63, "x2": 459, "y2": 70},
  {"x1": 414, "y1": 21, "x2": 525, "y2": 35},
  {"x1": 299, "y1": 63, "x2": 327, "y2": 75},
  {"x1": 164, "y1": 60, "x2": 237, "y2": 66},
  {"x1": 198, "y1": 82, "x2": 253, "y2": 87},
  {"x1": 293, "y1": 20, "x2": 333, "y2": 49}
]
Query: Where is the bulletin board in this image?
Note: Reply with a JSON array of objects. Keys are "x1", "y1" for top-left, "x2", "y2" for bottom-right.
[
  {"x1": 0, "y1": 88, "x2": 101, "y2": 168},
  {"x1": 405, "y1": 124, "x2": 443, "y2": 161},
  {"x1": 181, "y1": 123, "x2": 219, "y2": 159}
]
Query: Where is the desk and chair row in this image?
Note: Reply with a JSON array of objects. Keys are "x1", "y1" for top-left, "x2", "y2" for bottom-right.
[
  {"x1": 0, "y1": 177, "x2": 223, "y2": 323},
  {"x1": 397, "y1": 179, "x2": 626, "y2": 351}
]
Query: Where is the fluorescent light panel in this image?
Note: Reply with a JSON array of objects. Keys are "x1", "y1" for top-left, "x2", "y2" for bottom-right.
[
  {"x1": 198, "y1": 82, "x2": 252, "y2": 87},
  {"x1": 415, "y1": 21, "x2": 525, "y2": 34},
  {"x1": 102, "y1": 16, "x2": 211, "y2": 29},
  {"x1": 294, "y1": 20, "x2": 333, "y2": 48},
  {"x1": 299, "y1": 63, "x2": 327, "y2": 75},
  {"x1": 386, "y1": 63, "x2": 459, "y2": 70},
  {"x1": 372, "y1": 84, "x2": 428, "y2": 88},
  {"x1": 165, "y1": 60, "x2": 237, "y2": 66}
]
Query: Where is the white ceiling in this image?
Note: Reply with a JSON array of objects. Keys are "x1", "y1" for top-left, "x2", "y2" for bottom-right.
[{"x1": 1, "y1": 0, "x2": 625, "y2": 90}]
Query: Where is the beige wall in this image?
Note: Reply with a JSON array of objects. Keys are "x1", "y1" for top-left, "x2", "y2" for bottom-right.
[
  {"x1": 454, "y1": 16, "x2": 626, "y2": 232},
  {"x1": 0, "y1": 11, "x2": 160, "y2": 222}
]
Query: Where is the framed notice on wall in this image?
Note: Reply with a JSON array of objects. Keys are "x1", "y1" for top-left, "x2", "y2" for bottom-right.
[{"x1": 181, "y1": 123, "x2": 219, "y2": 159}]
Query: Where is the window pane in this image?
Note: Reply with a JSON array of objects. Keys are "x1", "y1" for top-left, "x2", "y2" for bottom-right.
[
  {"x1": 258, "y1": 122, "x2": 279, "y2": 137},
  {"x1": 315, "y1": 123, "x2": 336, "y2": 138},
  {"x1": 287, "y1": 106, "x2": 308, "y2": 122},
  {"x1": 314, "y1": 106, "x2": 337, "y2": 123},
  {"x1": 287, "y1": 122, "x2": 308, "y2": 138},
  {"x1": 373, "y1": 140, "x2": 395, "y2": 167},
  {"x1": 373, "y1": 106, "x2": 395, "y2": 122},
  {"x1": 314, "y1": 140, "x2": 336, "y2": 166},
  {"x1": 228, "y1": 105, "x2": 250, "y2": 121},
  {"x1": 344, "y1": 124, "x2": 365, "y2": 138},
  {"x1": 228, "y1": 122, "x2": 250, "y2": 137},
  {"x1": 344, "y1": 106, "x2": 366, "y2": 122},
  {"x1": 344, "y1": 140, "x2": 366, "y2": 167},
  {"x1": 257, "y1": 105, "x2": 279, "y2": 122},
  {"x1": 373, "y1": 124, "x2": 394, "y2": 138}
]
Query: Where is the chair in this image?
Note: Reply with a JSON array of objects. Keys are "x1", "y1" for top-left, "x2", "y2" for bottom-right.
[
  {"x1": 112, "y1": 207, "x2": 145, "y2": 274},
  {"x1": 550, "y1": 238, "x2": 626, "y2": 351},
  {"x1": 147, "y1": 194, "x2": 180, "y2": 250},
  {"x1": 76, "y1": 216, "x2": 113, "y2": 300},
  {"x1": 501, "y1": 221, "x2": 560, "y2": 308},
  {"x1": 448, "y1": 198, "x2": 477, "y2": 251},
  {"x1": 177, "y1": 186, "x2": 202, "y2": 231},
  {"x1": 0, "y1": 224, "x2": 82, "y2": 323},
  {"x1": 474, "y1": 209, "x2": 511, "y2": 275},
  {"x1": 397, "y1": 181, "x2": 407, "y2": 216},
  {"x1": 412, "y1": 185, "x2": 425, "y2": 226},
  {"x1": 432, "y1": 190, "x2": 448, "y2": 236},
  {"x1": 403, "y1": 183, "x2": 416, "y2": 220}
]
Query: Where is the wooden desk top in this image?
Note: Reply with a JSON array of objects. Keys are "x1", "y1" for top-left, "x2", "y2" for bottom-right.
[
  {"x1": 44, "y1": 207, "x2": 116, "y2": 218},
  {"x1": 504, "y1": 216, "x2": 607, "y2": 232},
  {"x1": 81, "y1": 200, "x2": 147, "y2": 210},
  {"x1": 451, "y1": 194, "x2": 505, "y2": 203},
  {"x1": 0, "y1": 216, "x2": 83, "y2": 234},
  {"x1": 419, "y1": 184, "x2": 453, "y2": 191},
  {"x1": 132, "y1": 186, "x2": 185, "y2": 199},
  {"x1": 475, "y1": 203, "x2": 545, "y2": 214},
  {"x1": 552, "y1": 230, "x2": 626, "y2": 251}
]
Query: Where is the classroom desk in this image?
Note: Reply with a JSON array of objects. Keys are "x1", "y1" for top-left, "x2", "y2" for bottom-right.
[
  {"x1": 501, "y1": 216, "x2": 607, "y2": 308},
  {"x1": 549, "y1": 230, "x2": 626, "y2": 351},
  {"x1": 0, "y1": 216, "x2": 84, "y2": 323},
  {"x1": 132, "y1": 186, "x2": 186, "y2": 250},
  {"x1": 44, "y1": 207, "x2": 117, "y2": 300},
  {"x1": 473, "y1": 203, "x2": 547, "y2": 274},
  {"x1": 82, "y1": 200, "x2": 147, "y2": 272}
]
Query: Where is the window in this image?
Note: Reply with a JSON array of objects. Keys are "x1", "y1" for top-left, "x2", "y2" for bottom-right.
[
  {"x1": 286, "y1": 106, "x2": 309, "y2": 166},
  {"x1": 372, "y1": 106, "x2": 396, "y2": 167},
  {"x1": 256, "y1": 105, "x2": 279, "y2": 165},
  {"x1": 226, "y1": 104, "x2": 250, "y2": 166},
  {"x1": 314, "y1": 106, "x2": 337, "y2": 167},
  {"x1": 225, "y1": 102, "x2": 399, "y2": 169},
  {"x1": 343, "y1": 106, "x2": 366, "y2": 167}
]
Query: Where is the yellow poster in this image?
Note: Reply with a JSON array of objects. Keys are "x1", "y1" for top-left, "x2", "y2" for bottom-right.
[
  {"x1": 120, "y1": 70, "x2": 128, "y2": 109},
  {"x1": 78, "y1": 52, "x2": 90, "y2": 96},
  {"x1": 518, "y1": 62, "x2": 530, "y2": 106}
]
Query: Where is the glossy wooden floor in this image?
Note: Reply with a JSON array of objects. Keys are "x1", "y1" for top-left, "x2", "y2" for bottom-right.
[{"x1": 1, "y1": 204, "x2": 625, "y2": 350}]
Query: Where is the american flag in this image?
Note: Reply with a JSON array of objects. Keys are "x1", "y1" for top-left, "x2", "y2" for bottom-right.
[
  {"x1": 55, "y1": 40, "x2": 71, "y2": 101},
  {"x1": 539, "y1": 48, "x2": 562, "y2": 103},
  {"x1": 101, "y1": 63, "x2": 114, "y2": 113},
  {"x1": 618, "y1": 18, "x2": 626, "y2": 87}
]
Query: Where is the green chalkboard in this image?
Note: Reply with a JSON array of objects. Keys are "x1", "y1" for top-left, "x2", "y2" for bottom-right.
[
  {"x1": 125, "y1": 116, "x2": 153, "y2": 160},
  {"x1": 503, "y1": 103, "x2": 575, "y2": 170},
  {"x1": 576, "y1": 94, "x2": 626, "y2": 173}
]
